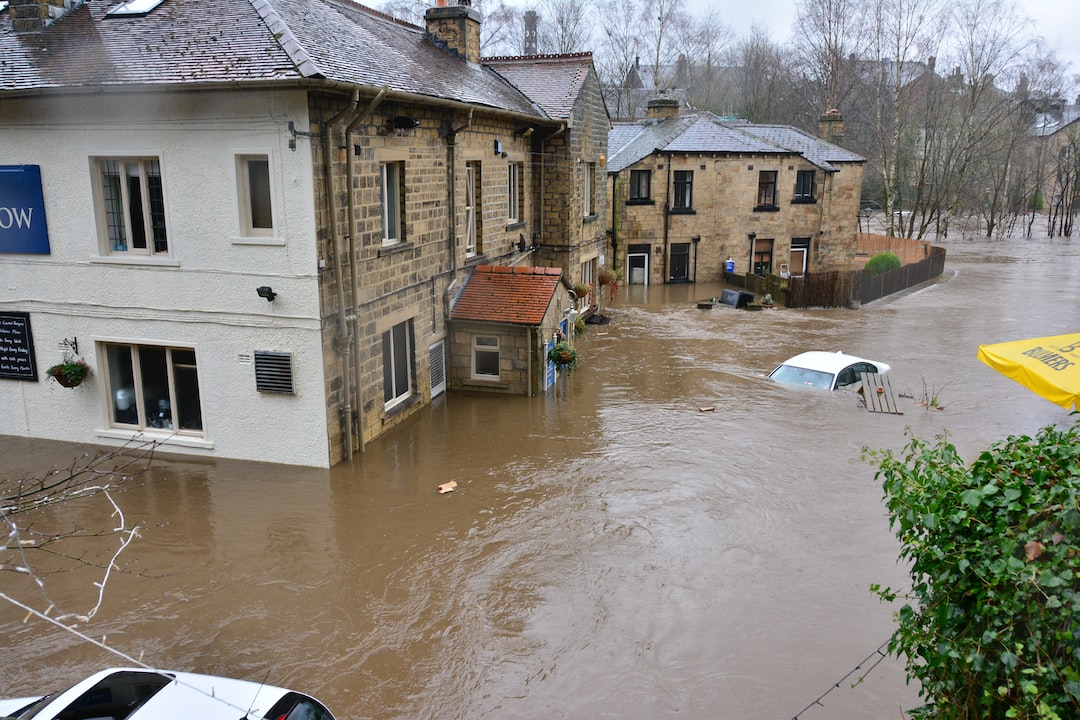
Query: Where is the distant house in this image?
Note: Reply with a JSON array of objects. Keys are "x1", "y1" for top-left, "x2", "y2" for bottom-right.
[
  {"x1": 606, "y1": 100, "x2": 865, "y2": 285},
  {"x1": 0, "y1": 0, "x2": 608, "y2": 467},
  {"x1": 1029, "y1": 98, "x2": 1080, "y2": 234}
]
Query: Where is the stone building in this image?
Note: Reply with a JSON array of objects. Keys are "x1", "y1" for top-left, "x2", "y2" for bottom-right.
[
  {"x1": 606, "y1": 101, "x2": 865, "y2": 286},
  {"x1": 0, "y1": 0, "x2": 609, "y2": 466}
]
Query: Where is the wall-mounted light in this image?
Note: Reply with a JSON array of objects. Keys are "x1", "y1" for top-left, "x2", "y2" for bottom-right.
[
  {"x1": 257, "y1": 286, "x2": 277, "y2": 302},
  {"x1": 392, "y1": 116, "x2": 421, "y2": 129},
  {"x1": 494, "y1": 139, "x2": 503, "y2": 155}
]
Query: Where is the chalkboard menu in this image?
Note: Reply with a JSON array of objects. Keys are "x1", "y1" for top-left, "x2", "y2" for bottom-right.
[{"x1": 0, "y1": 312, "x2": 38, "y2": 381}]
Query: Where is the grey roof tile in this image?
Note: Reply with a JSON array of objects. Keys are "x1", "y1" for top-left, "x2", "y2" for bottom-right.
[
  {"x1": 0, "y1": 0, "x2": 544, "y2": 116},
  {"x1": 606, "y1": 112, "x2": 864, "y2": 173},
  {"x1": 484, "y1": 54, "x2": 593, "y2": 120}
]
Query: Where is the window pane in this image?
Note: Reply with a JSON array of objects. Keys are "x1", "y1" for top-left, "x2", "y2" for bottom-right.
[
  {"x1": 392, "y1": 322, "x2": 409, "y2": 395},
  {"x1": 127, "y1": 170, "x2": 148, "y2": 250},
  {"x1": 146, "y1": 159, "x2": 167, "y2": 252},
  {"x1": 102, "y1": 161, "x2": 128, "y2": 251},
  {"x1": 247, "y1": 158, "x2": 272, "y2": 229},
  {"x1": 139, "y1": 346, "x2": 172, "y2": 429},
  {"x1": 171, "y1": 348, "x2": 203, "y2": 431},
  {"x1": 107, "y1": 344, "x2": 138, "y2": 425},
  {"x1": 475, "y1": 350, "x2": 499, "y2": 376}
]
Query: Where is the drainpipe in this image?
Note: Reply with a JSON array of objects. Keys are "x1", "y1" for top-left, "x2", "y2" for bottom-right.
[
  {"x1": 324, "y1": 93, "x2": 359, "y2": 459},
  {"x1": 342, "y1": 87, "x2": 387, "y2": 456},
  {"x1": 662, "y1": 153, "x2": 672, "y2": 283},
  {"x1": 447, "y1": 109, "x2": 474, "y2": 272}
]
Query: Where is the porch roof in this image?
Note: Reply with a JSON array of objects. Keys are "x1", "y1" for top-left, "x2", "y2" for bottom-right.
[{"x1": 451, "y1": 265, "x2": 564, "y2": 326}]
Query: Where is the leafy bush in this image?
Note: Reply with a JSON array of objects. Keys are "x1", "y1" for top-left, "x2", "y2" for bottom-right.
[
  {"x1": 868, "y1": 422, "x2": 1080, "y2": 719},
  {"x1": 865, "y1": 252, "x2": 901, "y2": 276}
]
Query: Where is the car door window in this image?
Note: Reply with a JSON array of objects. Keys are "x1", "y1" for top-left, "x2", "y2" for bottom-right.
[{"x1": 835, "y1": 366, "x2": 857, "y2": 387}]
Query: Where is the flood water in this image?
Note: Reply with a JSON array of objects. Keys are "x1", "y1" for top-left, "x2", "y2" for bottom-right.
[{"x1": 2, "y1": 234, "x2": 1078, "y2": 719}]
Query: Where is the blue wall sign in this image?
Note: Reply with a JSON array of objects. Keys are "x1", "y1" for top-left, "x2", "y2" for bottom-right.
[{"x1": 0, "y1": 165, "x2": 51, "y2": 254}]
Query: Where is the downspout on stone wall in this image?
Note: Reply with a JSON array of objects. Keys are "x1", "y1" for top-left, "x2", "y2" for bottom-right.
[
  {"x1": 662, "y1": 152, "x2": 672, "y2": 283},
  {"x1": 446, "y1": 109, "x2": 473, "y2": 274},
  {"x1": 324, "y1": 93, "x2": 359, "y2": 459},
  {"x1": 343, "y1": 86, "x2": 388, "y2": 456}
]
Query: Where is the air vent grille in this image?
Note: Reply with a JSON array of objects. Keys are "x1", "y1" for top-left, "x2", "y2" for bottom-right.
[{"x1": 254, "y1": 351, "x2": 295, "y2": 394}]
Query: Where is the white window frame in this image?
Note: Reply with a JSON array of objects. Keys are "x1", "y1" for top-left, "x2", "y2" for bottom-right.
[
  {"x1": 465, "y1": 161, "x2": 480, "y2": 256},
  {"x1": 507, "y1": 162, "x2": 522, "y2": 224},
  {"x1": 102, "y1": 342, "x2": 203, "y2": 436},
  {"x1": 236, "y1": 154, "x2": 274, "y2": 237},
  {"x1": 472, "y1": 335, "x2": 501, "y2": 379},
  {"x1": 382, "y1": 319, "x2": 414, "y2": 410},
  {"x1": 381, "y1": 161, "x2": 404, "y2": 246},
  {"x1": 93, "y1": 157, "x2": 169, "y2": 256}
]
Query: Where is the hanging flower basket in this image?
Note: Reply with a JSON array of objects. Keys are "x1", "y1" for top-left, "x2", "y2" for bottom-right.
[
  {"x1": 547, "y1": 341, "x2": 578, "y2": 371},
  {"x1": 47, "y1": 354, "x2": 92, "y2": 388},
  {"x1": 571, "y1": 282, "x2": 594, "y2": 299}
]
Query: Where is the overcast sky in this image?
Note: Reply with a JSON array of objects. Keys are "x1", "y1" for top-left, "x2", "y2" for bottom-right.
[{"x1": 684, "y1": 0, "x2": 1080, "y2": 87}]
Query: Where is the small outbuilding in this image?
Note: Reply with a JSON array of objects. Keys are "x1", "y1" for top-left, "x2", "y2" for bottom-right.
[{"x1": 449, "y1": 266, "x2": 577, "y2": 395}]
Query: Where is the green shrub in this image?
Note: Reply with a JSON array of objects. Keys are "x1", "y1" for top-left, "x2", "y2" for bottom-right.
[
  {"x1": 867, "y1": 422, "x2": 1080, "y2": 719},
  {"x1": 865, "y1": 252, "x2": 901, "y2": 276}
]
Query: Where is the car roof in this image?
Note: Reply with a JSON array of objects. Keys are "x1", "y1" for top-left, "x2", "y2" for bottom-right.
[
  {"x1": 4, "y1": 668, "x2": 304, "y2": 720},
  {"x1": 777, "y1": 351, "x2": 881, "y2": 374}
]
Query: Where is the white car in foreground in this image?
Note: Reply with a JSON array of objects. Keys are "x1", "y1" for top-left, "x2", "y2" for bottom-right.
[
  {"x1": 768, "y1": 351, "x2": 890, "y2": 391},
  {"x1": 0, "y1": 667, "x2": 336, "y2": 720}
]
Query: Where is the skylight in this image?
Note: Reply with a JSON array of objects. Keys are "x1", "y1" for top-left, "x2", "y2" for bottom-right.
[{"x1": 105, "y1": 0, "x2": 166, "y2": 18}]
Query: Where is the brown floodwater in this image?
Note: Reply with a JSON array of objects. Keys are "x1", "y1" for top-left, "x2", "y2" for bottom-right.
[{"x1": 3, "y1": 234, "x2": 1078, "y2": 719}]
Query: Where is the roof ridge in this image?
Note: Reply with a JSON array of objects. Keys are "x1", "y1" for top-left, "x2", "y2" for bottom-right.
[
  {"x1": 250, "y1": 0, "x2": 322, "y2": 78},
  {"x1": 484, "y1": 52, "x2": 593, "y2": 63}
]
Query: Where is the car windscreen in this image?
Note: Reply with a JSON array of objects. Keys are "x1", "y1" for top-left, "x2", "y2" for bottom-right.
[
  {"x1": 769, "y1": 364, "x2": 834, "y2": 390},
  {"x1": 39, "y1": 671, "x2": 171, "y2": 720}
]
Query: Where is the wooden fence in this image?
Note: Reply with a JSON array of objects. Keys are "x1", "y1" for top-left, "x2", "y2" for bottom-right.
[{"x1": 724, "y1": 236, "x2": 947, "y2": 309}]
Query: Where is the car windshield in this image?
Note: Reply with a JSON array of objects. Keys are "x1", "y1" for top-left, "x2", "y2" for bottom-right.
[{"x1": 769, "y1": 364, "x2": 834, "y2": 390}]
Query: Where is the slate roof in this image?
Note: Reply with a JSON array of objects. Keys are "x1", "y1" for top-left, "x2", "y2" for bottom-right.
[
  {"x1": 1032, "y1": 104, "x2": 1080, "y2": 138},
  {"x1": 0, "y1": 0, "x2": 543, "y2": 116},
  {"x1": 451, "y1": 265, "x2": 563, "y2": 326},
  {"x1": 484, "y1": 53, "x2": 593, "y2": 120},
  {"x1": 606, "y1": 112, "x2": 865, "y2": 173}
]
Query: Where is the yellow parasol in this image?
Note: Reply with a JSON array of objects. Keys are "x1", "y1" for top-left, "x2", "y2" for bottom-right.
[{"x1": 977, "y1": 333, "x2": 1080, "y2": 410}]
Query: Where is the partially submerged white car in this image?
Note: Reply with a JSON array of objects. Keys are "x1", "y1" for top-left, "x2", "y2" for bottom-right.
[
  {"x1": 0, "y1": 667, "x2": 335, "y2": 720},
  {"x1": 768, "y1": 351, "x2": 890, "y2": 391}
]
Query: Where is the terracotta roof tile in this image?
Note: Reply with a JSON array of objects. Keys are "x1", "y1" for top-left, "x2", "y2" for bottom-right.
[{"x1": 451, "y1": 265, "x2": 563, "y2": 326}]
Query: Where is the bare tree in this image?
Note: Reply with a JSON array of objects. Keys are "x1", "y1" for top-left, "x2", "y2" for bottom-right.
[
  {"x1": 640, "y1": 0, "x2": 687, "y2": 95},
  {"x1": 671, "y1": 8, "x2": 733, "y2": 114},
  {"x1": 596, "y1": 0, "x2": 645, "y2": 119},
  {"x1": 794, "y1": 0, "x2": 872, "y2": 115},
  {"x1": 534, "y1": 0, "x2": 596, "y2": 54},
  {"x1": 2, "y1": 440, "x2": 156, "y2": 626},
  {"x1": 866, "y1": 0, "x2": 943, "y2": 236},
  {"x1": 725, "y1": 25, "x2": 798, "y2": 124}
]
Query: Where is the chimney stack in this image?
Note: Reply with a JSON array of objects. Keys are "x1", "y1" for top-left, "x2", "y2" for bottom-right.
[
  {"x1": 523, "y1": 10, "x2": 538, "y2": 55},
  {"x1": 818, "y1": 109, "x2": 844, "y2": 145},
  {"x1": 646, "y1": 97, "x2": 680, "y2": 121},
  {"x1": 10, "y1": 0, "x2": 79, "y2": 34},
  {"x1": 425, "y1": 0, "x2": 482, "y2": 65}
]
